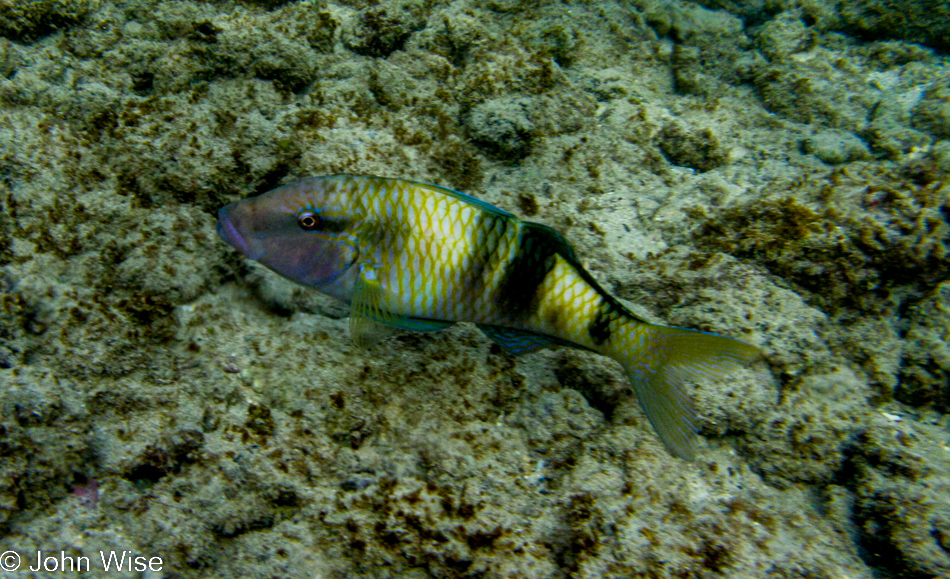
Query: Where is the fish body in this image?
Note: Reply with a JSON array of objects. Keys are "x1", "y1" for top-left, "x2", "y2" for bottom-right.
[{"x1": 217, "y1": 175, "x2": 761, "y2": 459}]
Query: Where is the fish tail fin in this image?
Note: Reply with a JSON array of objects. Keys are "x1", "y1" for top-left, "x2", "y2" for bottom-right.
[{"x1": 615, "y1": 324, "x2": 762, "y2": 460}]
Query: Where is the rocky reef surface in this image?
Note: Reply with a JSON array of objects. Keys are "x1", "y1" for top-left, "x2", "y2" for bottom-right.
[{"x1": 0, "y1": 0, "x2": 948, "y2": 577}]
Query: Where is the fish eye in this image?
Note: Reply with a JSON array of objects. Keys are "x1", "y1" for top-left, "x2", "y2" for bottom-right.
[{"x1": 298, "y1": 212, "x2": 321, "y2": 231}]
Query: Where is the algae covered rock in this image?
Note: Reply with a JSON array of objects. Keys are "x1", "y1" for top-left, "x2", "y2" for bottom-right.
[
  {"x1": 656, "y1": 122, "x2": 728, "y2": 172},
  {"x1": 898, "y1": 282, "x2": 950, "y2": 411},
  {"x1": 634, "y1": 0, "x2": 743, "y2": 42},
  {"x1": 1, "y1": 0, "x2": 949, "y2": 576},
  {"x1": 691, "y1": 167, "x2": 950, "y2": 317},
  {"x1": 802, "y1": 130, "x2": 871, "y2": 165},
  {"x1": 845, "y1": 414, "x2": 950, "y2": 578},
  {"x1": 755, "y1": 10, "x2": 816, "y2": 60},
  {"x1": 707, "y1": 0, "x2": 950, "y2": 52},
  {"x1": 835, "y1": 0, "x2": 950, "y2": 52},
  {"x1": 913, "y1": 75, "x2": 950, "y2": 141},
  {"x1": 752, "y1": 55, "x2": 876, "y2": 132},
  {"x1": 0, "y1": 0, "x2": 98, "y2": 42},
  {"x1": 464, "y1": 96, "x2": 536, "y2": 160},
  {"x1": 343, "y1": 1, "x2": 426, "y2": 58}
]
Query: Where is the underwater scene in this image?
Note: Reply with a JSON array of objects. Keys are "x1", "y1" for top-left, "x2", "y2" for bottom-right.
[{"x1": 0, "y1": 0, "x2": 949, "y2": 577}]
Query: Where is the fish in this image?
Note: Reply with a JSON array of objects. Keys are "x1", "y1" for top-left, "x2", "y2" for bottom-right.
[{"x1": 216, "y1": 175, "x2": 762, "y2": 459}]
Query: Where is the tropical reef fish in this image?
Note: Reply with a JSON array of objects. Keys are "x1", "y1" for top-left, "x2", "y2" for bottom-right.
[{"x1": 217, "y1": 175, "x2": 761, "y2": 459}]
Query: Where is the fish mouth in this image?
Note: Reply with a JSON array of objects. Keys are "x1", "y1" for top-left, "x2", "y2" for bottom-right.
[{"x1": 217, "y1": 206, "x2": 263, "y2": 260}]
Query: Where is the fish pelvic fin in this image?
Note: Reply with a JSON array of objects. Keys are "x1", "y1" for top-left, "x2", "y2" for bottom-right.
[{"x1": 615, "y1": 324, "x2": 762, "y2": 460}]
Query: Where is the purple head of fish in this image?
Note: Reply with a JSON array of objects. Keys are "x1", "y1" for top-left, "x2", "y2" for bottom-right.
[
  {"x1": 216, "y1": 193, "x2": 357, "y2": 288},
  {"x1": 217, "y1": 203, "x2": 263, "y2": 260}
]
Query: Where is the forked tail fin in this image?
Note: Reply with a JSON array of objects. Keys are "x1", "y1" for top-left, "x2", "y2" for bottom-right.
[{"x1": 616, "y1": 324, "x2": 762, "y2": 460}]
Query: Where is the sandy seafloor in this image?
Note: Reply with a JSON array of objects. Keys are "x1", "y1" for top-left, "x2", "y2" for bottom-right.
[{"x1": 0, "y1": 0, "x2": 949, "y2": 577}]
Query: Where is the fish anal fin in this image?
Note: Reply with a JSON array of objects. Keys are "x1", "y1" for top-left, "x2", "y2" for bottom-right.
[
  {"x1": 397, "y1": 317, "x2": 455, "y2": 332},
  {"x1": 477, "y1": 324, "x2": 561, "y2": 356}
]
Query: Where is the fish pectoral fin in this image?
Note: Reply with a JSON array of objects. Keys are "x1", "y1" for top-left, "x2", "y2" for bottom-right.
[
  {"x1": 477, "y1": 324, "x2": 561, "y2": 356},
  {"x1": 349, "y1": 274, "x2": 398, "y2": 349},
  {"x1": 350, "y1": 273, "x2": 455, "y2": 348}
]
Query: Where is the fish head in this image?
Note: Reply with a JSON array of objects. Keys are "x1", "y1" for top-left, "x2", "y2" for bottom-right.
[{"x1": 217, "y1": 179, "x2": 359, "y2": 288}]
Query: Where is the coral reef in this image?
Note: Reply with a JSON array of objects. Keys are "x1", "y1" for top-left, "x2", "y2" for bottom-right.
[{"x1": 0, "y1": 0, "x2": 948, "y2": 577}]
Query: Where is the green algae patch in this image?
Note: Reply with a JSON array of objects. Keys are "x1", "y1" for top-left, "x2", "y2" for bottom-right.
[{"x1": 691, "y1": 166, "x2": 950, "y2": 319}]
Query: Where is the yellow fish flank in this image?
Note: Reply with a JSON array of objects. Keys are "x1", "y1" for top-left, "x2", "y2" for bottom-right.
[{"x1": 216, "y1": 175, "x2": 761, "y2": 459}]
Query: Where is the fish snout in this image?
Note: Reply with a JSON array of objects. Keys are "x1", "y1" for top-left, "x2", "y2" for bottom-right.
[{"x1": 217, "y1": 204, "x2": 263, "y2": 259}]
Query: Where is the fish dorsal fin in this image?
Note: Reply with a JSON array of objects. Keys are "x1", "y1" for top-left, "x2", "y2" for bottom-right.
[
  {"x1": 518, "y1": 221, "x2": 652, "y2": 326},
  {"x1": 323, "y1": 175, "x2": 514, "y2": 219},
  {"x1": 414, "y1": 181, "x2": 514, "y2": 219},
  {"x1": 477, "y1": 324, "x2": 560, "y2": 356},
  {"x1": 518, "y1": 221, "x2": 578, "y2": 263}
]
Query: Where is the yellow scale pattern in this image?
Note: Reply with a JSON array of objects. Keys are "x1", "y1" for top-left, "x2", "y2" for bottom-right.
[
  {"x1": 337, "y1": 176, "x2": 666, "y2": 376},
  {"x1": 525, "y1": 255, "x2": 603, "y2": 347},
  {"x1": 350, "y1": 177, "x2": 653, "y2": 360},
  {"x1": 355, "y1": 178, "x2": 518, "y2": 325},
  {"x1": 521, "y1": 255, "x2": 654, "y2": 362}
]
